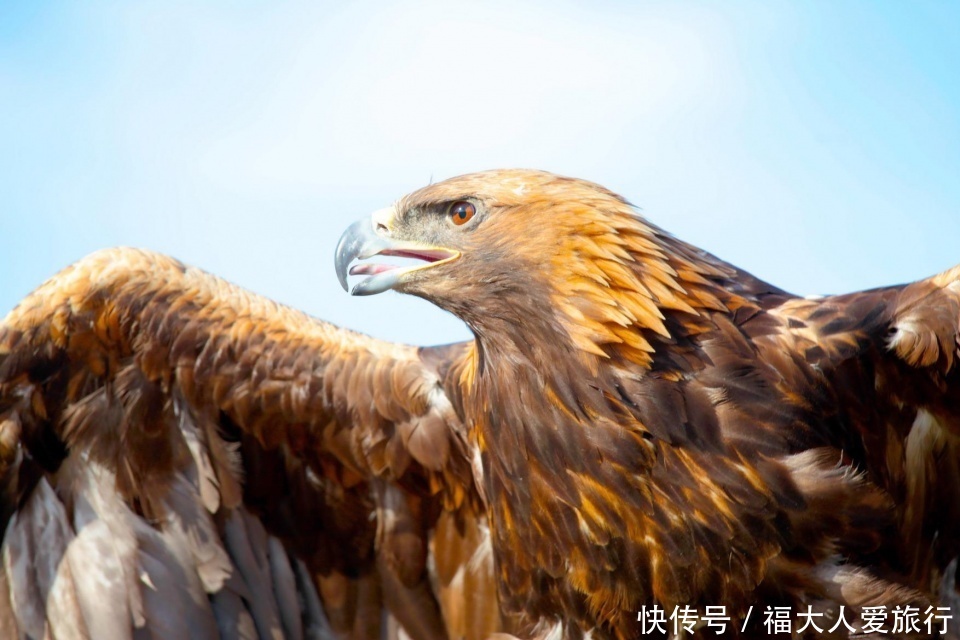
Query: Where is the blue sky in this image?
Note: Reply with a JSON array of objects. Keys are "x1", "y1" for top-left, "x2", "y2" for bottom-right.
[{"x1": 1, "y1": 1, "x2": 958, "y2": 345}]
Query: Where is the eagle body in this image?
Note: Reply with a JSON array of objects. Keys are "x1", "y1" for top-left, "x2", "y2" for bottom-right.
[
  {"x1": 2, "y1": 169, "x2": 959, "y2": 640},
  {"x1": 338, "y1": 170, "x2": 960, "y2": 639}
]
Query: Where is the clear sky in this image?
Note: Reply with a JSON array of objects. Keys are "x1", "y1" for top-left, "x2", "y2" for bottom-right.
[{"x1": 1, "y1": 1, "x2": 958, "y2": 346}]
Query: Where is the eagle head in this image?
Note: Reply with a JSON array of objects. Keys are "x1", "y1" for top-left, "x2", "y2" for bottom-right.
[{"x1": 336, "y1": 169, "x2": 679, "y2": 357}]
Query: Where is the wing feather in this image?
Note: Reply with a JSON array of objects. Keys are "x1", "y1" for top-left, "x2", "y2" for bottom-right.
[
  {"x1": 0, "y1": 248, "x2": 497, "y2": 639},
  {"x1": 883, "y1": 265, "x2": 960, "y2": 588}
]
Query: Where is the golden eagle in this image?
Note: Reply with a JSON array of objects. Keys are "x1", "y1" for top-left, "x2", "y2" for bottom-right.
[{"x1": 2, "y1": 169, "x2": 959, "y2": 639}]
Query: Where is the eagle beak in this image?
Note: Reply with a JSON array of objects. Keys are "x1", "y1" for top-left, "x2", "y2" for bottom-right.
[{"x1": 335, "y1": 213, "x2": 460, "y2": 296}]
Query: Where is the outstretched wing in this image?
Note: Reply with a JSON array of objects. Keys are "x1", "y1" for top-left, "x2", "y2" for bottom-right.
[{"x1": 0, "y1": 248, "x2": 497, "y2": 640}]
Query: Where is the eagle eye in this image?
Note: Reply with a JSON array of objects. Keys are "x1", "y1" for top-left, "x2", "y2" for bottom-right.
[{"x1": 449, "y1": 201, "x2": 476, "y2": 226}]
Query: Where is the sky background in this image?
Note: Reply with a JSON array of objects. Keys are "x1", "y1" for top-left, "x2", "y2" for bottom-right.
[{"x1": 1, "y1": 1, "x2": 958, "y2": 346}]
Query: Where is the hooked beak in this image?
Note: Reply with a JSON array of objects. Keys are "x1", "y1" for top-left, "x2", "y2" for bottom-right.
[{"x1": 335, "y1": 213, "x2": 460, "y2": 296}]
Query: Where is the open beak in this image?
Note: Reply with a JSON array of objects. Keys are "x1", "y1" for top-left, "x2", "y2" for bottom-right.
[{"x1": 335, "y1": 215, "x2": 460, "y2": 296}]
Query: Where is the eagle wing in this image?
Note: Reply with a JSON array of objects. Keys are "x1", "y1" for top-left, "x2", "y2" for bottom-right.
[
  {"x1": 0, "y1": 248, "x2": 499, "y2": 640},
  {"x1": 817, "y1": 264, "x2": 960, "y2": 590},
  {"x1": 669, "y1": 260, "x2": 960, "y2": 618}
]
